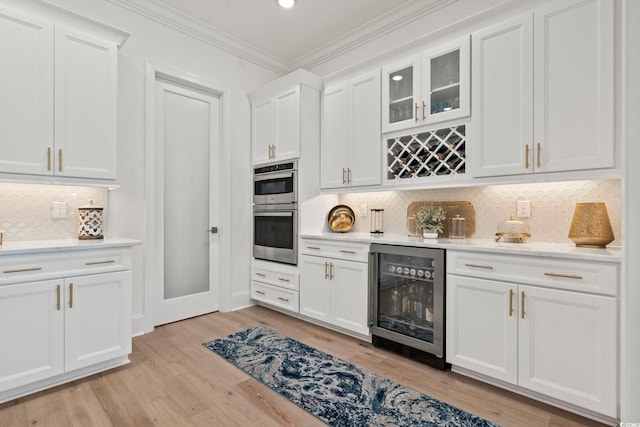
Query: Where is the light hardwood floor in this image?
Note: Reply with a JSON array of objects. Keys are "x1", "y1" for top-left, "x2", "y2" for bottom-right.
[{"x1": 0, "y1": 305, "x2": 607, "y2": 426}]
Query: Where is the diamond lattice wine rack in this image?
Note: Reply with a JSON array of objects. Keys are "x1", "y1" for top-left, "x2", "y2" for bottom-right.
[{"x1": 386, "y1": 125, "x2": 466, "y2": 180}]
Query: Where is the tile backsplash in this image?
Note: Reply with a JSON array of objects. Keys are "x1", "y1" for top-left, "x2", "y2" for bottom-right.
[
  {"x1": 0, "y1": 183, "x2": 109, "y2": 242},
  {"x1": 339, "y1": 179, "x2": 622, "y2": 247}
]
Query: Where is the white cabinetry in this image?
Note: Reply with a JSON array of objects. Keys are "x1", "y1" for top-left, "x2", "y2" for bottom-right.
[
  {"x1": 299, "y1": 239, "x2": 369, "y2": 336},
  {"x1": 0, "y1": 5, "x2": 123, "y2": 181},
  {"x1": 321, "y1": 69, "x2": 381, "y2": 189},
  {"x1": 446, "y1": 251, "x2": 618, "y2": 419},
  {"x1": 250, "y1": 260, "x2": 300, "y2": 314},
  {"x1": 471, "y1": 0, "x2": 614, "y2": 177},
  {"x1": 0, "y1": 246, "x2": 133, "y2": 403},
  {"x1": 382, "y1": 36, "x2": 470, "y2": 133},
  {"x1": 250, "y1": 70, "x2": 322, "y2": 166}
]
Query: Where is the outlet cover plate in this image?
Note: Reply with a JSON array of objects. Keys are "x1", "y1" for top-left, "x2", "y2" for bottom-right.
[{"x1": 52, "y1": 201, "x2": 67, "y2": 218}]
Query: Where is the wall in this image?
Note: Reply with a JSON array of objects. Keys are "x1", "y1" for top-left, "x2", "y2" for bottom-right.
[{"x1": 340, "y1": 179, "x2": 622, "y2": 246}]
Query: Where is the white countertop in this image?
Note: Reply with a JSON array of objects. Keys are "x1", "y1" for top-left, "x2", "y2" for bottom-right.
[
  {"x1": 300, "y1": 232, "x2": 622, "y2": 263},
  {"x1": 0, "y1": 238, "x2": 141, "y2": 256}
]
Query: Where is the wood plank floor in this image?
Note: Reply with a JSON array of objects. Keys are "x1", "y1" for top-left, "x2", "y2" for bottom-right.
[{"x1": 0, "y1": 305, "x2": 607, "y2": 426}]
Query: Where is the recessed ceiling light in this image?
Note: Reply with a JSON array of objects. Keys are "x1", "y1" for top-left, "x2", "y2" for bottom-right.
[
  {"x1": 278, "y1": 0, "x2": 295, "y2": 8},
  {"x1": 391, "y1": 75, "x2": 403, "y2": 81}
]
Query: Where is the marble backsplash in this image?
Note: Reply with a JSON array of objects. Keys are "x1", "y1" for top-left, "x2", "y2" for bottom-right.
[
  {"x1": 339, "y1": 179, "x2": 622, "y2": 247},
  {"x1": 0, "y1": 183, "x2": 109, "y2": 242}
]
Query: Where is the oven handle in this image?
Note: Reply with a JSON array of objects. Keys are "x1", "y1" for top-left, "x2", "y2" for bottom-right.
[
  {"x1": 368, "y1": 251, "x2": 378, "y2": 328},
  {"x1": 253, "y1": 211, "x2": 294, "y2": 217},
  {"x1": 253, "y1": 171, "x2": 295, "y2": 182}
]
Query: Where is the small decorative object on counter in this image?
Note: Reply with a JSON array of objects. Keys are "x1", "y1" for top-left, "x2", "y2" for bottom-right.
[
  {"x1": 78, "y1": 200, "x2": 104, "y2": 240},
  {"x1": 568, "y1": 201, "x2": 614, "y2": 248},
  {"x1": 449, "y1": 214, "x2": 466, "y2": 239},
  {"x1": 0, "y1": 230, "x2": 4, "y2": 245},
  {"x1": 495, "y1": 215, "x2": 531, "y2": 243},
  {"x1": 327, "y1": 205, "x2": 355, "y2": 232},
  {"x1": 370, "y1": 209, "x2": 384, "y2": 234},
  {"x1": 414, "y1": 205, "x2": 446, "y2": 239}
]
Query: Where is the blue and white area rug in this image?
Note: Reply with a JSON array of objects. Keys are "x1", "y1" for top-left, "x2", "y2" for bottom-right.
[{"x1": 203, "y1": 326, "x2": 499, "y2": 427}]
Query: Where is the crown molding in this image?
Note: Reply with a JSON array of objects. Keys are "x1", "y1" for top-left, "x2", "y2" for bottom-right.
[{"x1": 108, "y1": 0, "x2": 457, "y2": 75}]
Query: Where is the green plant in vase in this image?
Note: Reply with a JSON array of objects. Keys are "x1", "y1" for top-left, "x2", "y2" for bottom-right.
[{"x1": 415, "y1": 205, "x2": 446, "y2": 238}]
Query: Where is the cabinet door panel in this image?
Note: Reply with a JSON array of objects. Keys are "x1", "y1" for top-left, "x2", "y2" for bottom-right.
[
  {"x1": 321, "y1": 84, "x2": 348, "y2": 189},
  {"x1": 55, "y1": 26, "x2": 117, "y2": 179},
  {"x1": 64, "y1": 271, "x2": 131, "y2": 371},
  {"x1": 252, "y1": 98, "x2": 273, "y2": 165},
  {"x1": 446, "y1": 275, "x2": 518, "y2": 384},
  {"x1": 274, "y1": 87, "x2": 300, "y2": 161},
  {"x1": 0, "y1": 280, "x2": 64, "y2": 392},
  {"x1": 331, "y1": 259, "x2": 368, "y2": 335},
  {"x1": 299, "y1": 256, "x2": 331, "y2": 323},
  {"x1": 0, "y1": 8, "x2": 53, "y2": 175},
  {"x1": 518, "y1": 285, "x2": 617, "y2": 417}
]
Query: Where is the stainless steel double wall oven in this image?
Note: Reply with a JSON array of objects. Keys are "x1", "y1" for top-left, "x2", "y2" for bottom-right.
[{"x1": 252, "y1": 160, "x2": 298, "y2": 265}]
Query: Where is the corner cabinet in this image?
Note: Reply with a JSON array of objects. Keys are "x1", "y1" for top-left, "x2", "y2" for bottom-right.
[
  {"x1": 321, "y1": 69, "x2": 381, "y2": 189},
  {"x1": 0, "y1": 245, "x2": 134, "y2": 404},
  {"x1": 250, "y1": 70, "x2": 322, "y2": 166},
  {"x1": 0, "y1": 5, "x2": 125, "y2": 181},
  {"x1": 299, "y1": 239, "x2": 369, "y2": 336},
  {"x1": 446, "y1": 250, "x2": 618, "y2": 420},
  {"x1": 471, "y1": 0, "x2": 614, "y2": 177}
]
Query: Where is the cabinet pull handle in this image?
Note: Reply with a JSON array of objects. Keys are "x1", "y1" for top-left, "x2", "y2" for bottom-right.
[
  {"x1": 56, "y1": 285, "x2": 61, "y2": 311},
  {"x1": 255, "y1": 272, "x2": 266, "y2": 277},
  {"x1": 544, "y1": 272, "x2": 583, "y2": 280},
  {"x1": 58, "y1": 149, "x2": 63, "y2": 172},
  {"x1": 278, "y1": 277, "x2": 290, "y2": 283},
  {"x1": 525, "y1": 144, "x2": 530, "y2": 169},
  {"x1": 464, "y1": 263, "x2": 494, "y2": 270},
  {"x1": 271, "y1": 144, "x2": 275, "y2": 159},
  {"x1": 422, "y1": 101, "x2": 426, "y2": 121},
  {"x1": 47, "y1": 147, "x2": 52, "y2": 171},
  {"x1": 536, "y1": 143, "x2": 541, "y2": 168},
  {"x1": 69, "y1": 283, "x2": 74, "y2": 308},
  {"x1": 255, "y1": 290, "x2": 265, "y2": 295},
  {"x1": 342, "y1": 168, "x2": 346, "y2": 184},
  {"x1": 340, "y1": 250, "x2": 356, "y2": 255},
  {"x1": 324, "y1": 262, "x2": 329, "y2": 279},
  {"x1": 307, "y1": 246, "x2": 320, "y2": 250},
  {"x1": 85, "y1": 260, "x2": 115, "y2": 266},
  {"x1": 509, "y1": 289, "x2": 514, "y2": 317},
  {"x1": 347, "y1": 168, "x2": 352, "y2": 184},
  {"x1": 521, "y1": 291, "x2": 525, "y2": 319},
  {"x1": 414, "y1": 103, "x2": 419, "y2": 122},
  {"x1": 330, "y1": 262, "x2": 334, "y2": 280},
  {"x1": 277, "y1": 296, "x2": 289, "y2": 302},
  {"x1": 3, "y1": 267, "x2": 43, "y2": 274}
]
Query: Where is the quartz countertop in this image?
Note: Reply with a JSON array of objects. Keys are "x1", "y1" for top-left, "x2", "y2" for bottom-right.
[
  {"x1": 300, "y1": 232, "x2": 621, "y2": 263},
  {"x1": 0, "y1": 238, "x2": 141, "y2": 256}
]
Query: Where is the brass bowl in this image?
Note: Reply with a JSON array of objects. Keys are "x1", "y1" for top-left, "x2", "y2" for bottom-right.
[{"x1": 328, "y1": 205, "x2": 355, "y2": 232}]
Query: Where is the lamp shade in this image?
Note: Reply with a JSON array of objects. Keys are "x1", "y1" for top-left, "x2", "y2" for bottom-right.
[{"x1": 568, "y1": 202, "x2": 614, "y2": 248}]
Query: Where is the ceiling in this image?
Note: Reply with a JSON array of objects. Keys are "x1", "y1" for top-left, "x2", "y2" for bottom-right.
[{"x1": 122, "y1": 0, "x2": 452, "y2": 72}]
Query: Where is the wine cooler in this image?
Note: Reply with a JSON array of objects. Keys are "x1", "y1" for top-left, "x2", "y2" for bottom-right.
[{"x1": 369, "y1": 244, "x2": 446, "y2": 369}]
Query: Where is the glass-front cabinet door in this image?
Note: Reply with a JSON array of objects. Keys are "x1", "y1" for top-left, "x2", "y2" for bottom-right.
[{"x1": 382, "y1": 57, "x2": 420, "y2": 133}]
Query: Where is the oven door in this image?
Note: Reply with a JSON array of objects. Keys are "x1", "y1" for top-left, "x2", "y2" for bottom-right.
[
  {"x1": 253, "y1": 204, "x2": 297, "y2": 265},
  {"x1": 253, "y1": 170, "x2": 297, "y2": 205}
]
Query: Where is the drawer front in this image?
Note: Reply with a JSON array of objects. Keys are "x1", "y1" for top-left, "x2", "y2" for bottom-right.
[
  {"x1": 0, "y1": 248, "x2": 132, "y2": 286},
  {"x1": 301, "y1": 239, "x2": 369, "y2": 262},
  {"x1": 252, "y1": 263, "x2": 299, "y2": 291},
  {"x1": 251, "y1": 281, "x2": 299, "y2": 313},
  {"x1": 447, "y1": 251, "x2": 618, "y2": 296}
]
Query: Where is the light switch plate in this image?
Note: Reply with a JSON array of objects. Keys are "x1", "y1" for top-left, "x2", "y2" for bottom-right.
[
  {"x1": 516, "y1": 200, "x2": 531, "y2": 218},
  {"x1": 52, "y1": 201, "x2": 67, "y2": 218}
]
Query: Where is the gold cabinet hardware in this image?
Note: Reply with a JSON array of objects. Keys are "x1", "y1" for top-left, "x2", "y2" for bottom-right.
[
  {"x1": 85, "y1": 260, "x2": 115, "y2": 266},
  {"x1": 525, "y1": 144, "x2": 530, "y2": 169},
  {"x1": 277, "y1": 277, "x2": 290, "y2": 283},
  {"x1": 347, "y1": 168, "x2": 352, "y2": 184},
  {"x1": 342, "y1": 168, "x2": 346, "y2": 184},
  {"x1": 521, "y1": 291, "x2": 525, "y2": 319},
  {"x1": 255, "y1": 272, "x2": 266, "y2": 277},
  {"x1": 69, "y1": 283, "x2": 74, "y2": 308},
  {"x1": 58, "y1": 149, "x2": 62, "y2": 172},
  {"x1": 3, "y1": 267, "x2": 43, "y2": 274},
  {"x1": 536, "y1": 143, "x2": 541, "y2": 168},
  {"x1": 277, "y1": 296, "x2": 289, "y2": 302},
  {"x1": 544, "y1": 272, "x2": 583, "y2": 280},
  {"x1": 414, "y1": 103, "x2": 419, "y2": 122},
  {"x1": 47, "y1": 147, "x2": 52, "y2": 171},
  {"x1": 330, "y1": 262, "x2": 334, "y2": 280},
  {"x1": 307, "y1": 246, "x2": 320, "y2": 250},
  {"x1": 464, "y1": 263, "x2": 494, "y2": 270},
  {"x1": 56, "y1": 285, "x2": 61, "y2": 311},
  {"x1": 422, "y1": 101, "x2": 426, "y2": 121},
  {"x1": 340, "y1": 250, "x2": 356, "y2": 254},
  {"x1": 324, "y1": 262, "x2": 329, "y2": 279},
  {"x1": 271, "y1": 144, "x2": 275, "y2": 158},
  {"x1": 509, "y1": 289, "x2": 514, "y2": 317},
  {"x1": 255, "y1": 290, "x2": 265, "y2": 295}
]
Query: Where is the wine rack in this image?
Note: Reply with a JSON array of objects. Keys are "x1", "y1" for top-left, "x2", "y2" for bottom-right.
[{"x1": 386, "y1": 125, "x2": 466, "y2": 180}]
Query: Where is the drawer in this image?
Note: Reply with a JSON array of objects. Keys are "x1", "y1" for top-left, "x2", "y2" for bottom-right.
[
  {"x1": 0, "y1": 248, "x2": 132, "y2": 286},
  {"x1": 251, "y1": 261, "x2": 299, "y2": 291},
  {"x1": 447, "y1": 250, "x2": 618, "y2": 297},
  {"x1": 251, "y1": 281, "x2": 299, "y2": 313},
  {"x1": 301, "y1": 239, "x2": 369, "y2": 262}
]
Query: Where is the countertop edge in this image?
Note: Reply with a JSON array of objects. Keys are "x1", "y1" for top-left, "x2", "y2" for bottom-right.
[{"x1": 0, "y1": 238, "x2": 141, "y2": 256}]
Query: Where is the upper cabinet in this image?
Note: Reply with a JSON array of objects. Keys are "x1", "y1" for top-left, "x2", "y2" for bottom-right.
[
  {"x1": 382, "y1": 36, "x2": 470, "y2": 133},
  {"x1": 0, "y1": 5, "x2": 126, "y2": 182},
  {"x1": 471, "y1": 0, "x2": 614, "y2": 178},
  {"x1": 250, "y1": 70, "x2": 322, "y2": 166},
  {"x1": 321, "y1": 69, "x2": 381, "y2": 189}
]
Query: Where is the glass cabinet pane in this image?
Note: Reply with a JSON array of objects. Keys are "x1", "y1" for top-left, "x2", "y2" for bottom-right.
[
  {"x1": 388, "y1": 66, "x2": 414, "y2": 124},
  {"x1": 429, "y1": 49, "x2": 461, "y2": 115}
]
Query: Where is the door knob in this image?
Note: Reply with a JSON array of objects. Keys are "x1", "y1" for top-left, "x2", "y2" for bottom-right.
[{"x1": 208, "y1": 227, "x2": 219, "y2": 234}]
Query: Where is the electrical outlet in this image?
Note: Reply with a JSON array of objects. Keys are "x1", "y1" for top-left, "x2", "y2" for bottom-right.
[
  {"x1": 52, "y1": 201, "x2": 67, "y2": 218},
  {"x1": 516, "y1": 200, "x2": 531, "y2": 218},
  {"x1": 360, "y1": 204, "x2": 368, "y2": 217}
]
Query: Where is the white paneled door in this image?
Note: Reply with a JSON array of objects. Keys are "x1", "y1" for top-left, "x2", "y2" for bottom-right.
[{"x1": 152, "y1": 79, "x2": 220, "y2": 326}]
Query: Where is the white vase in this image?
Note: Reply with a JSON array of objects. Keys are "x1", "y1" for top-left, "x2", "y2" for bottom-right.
[{"x1": 422, "y1": 229, "x2": 438, "y2": 239}]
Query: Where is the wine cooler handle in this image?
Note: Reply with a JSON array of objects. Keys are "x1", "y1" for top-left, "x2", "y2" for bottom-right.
[{"x1": 368, "y1": 252, "x2": 377, "y2": 327}]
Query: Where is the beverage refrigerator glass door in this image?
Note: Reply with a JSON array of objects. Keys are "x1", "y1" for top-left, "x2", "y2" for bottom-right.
[{"x1": 369, "y1": 244, "x2": 445, "y2": 368}]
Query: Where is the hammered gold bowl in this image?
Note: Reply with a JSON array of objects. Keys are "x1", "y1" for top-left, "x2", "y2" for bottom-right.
[{"x1": 328, "y1": 205, "x2": 355, "y2": 232}]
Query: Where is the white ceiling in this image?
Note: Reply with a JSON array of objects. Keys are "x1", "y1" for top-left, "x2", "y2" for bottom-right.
[{"x1": 121, "y1": 0, "x2": 452, "y2": 72}]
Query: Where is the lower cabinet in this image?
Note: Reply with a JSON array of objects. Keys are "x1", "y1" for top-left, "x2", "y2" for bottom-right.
[
  {"x1": 299, "y1": 240, "x2": 369, "y2": 336},
  {"x1": 446, "y1": 251, "x2": 618, "y2": 419},
  {"x1": 251, "y1": 259, "x2": 300, "y2": 314}
]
